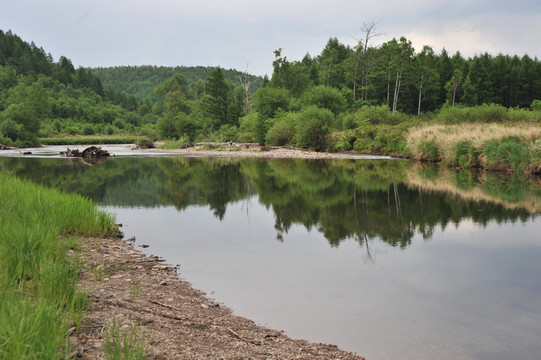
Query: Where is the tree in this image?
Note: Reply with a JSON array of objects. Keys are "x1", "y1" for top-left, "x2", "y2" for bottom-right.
[
  {"x1": 295, "y1": 106, "x2": 333, "y2": 151},
  {"x1": 301, "y1": 85, "x2": 346, "y2": 115},
  {"x1": 378, "y1": 37, "x2": 414, "y2": 113},
  {"x1": 253, "y1": 87, "x2": 291, "y2": 144},
  {"x1": 204, "y1": 67, "x2": 232, "y2": 127},
  {"x1": 318, "y1": 38, "x2": 350, "y2": 88},
  {"x1": 412, "y1": 45, "x2": 440, "y2": 114},
  {"x1": 358, "y1": 20, "x2": 383, "y2": 101},
  {"x1": 445, "y1": 69, "x2": 463, "y2": 106}
]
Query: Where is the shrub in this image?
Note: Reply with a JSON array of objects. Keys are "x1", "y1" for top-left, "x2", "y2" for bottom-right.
[
  {"x1": 355, "y1": 105, "x2": 400, "y2": 125},
  {"x1": 112, "y1": 118, "x2": 127, "y2": 130},
  {"x1": 437, "y1": 103, "x2": 509, "y2": 124},
  {"x1": 0, "y1": 119, "x2": 21, "y2": 141},
  {"x1": 215, "y1": 124, "x2": 239, "y2": 142},
  {"x1": 295, "y1": 106, "x2": 333, "y2": 151},
  {"x1": 266, "y1": 120, "x2": 296, "y2": 146},
  {"x1": 301, "y1": 85, "x2": 346, "y2": 116},
  {"x1": 353, "y1": 137, "x2": 373, "y2": 153},
  {"x1": 105, "y1": 124, "x2": 116, "y2": 135},
  {"x1": 483, "y1": 136, "x2": 529, "y2": 172},
  {"x1": 82, "y1": 123, "x2": 96, "y2": 135},
  {"x1": 65, "y1": 126, "x2": 80, "y2": 135},
  {"x1": 238, "y1": 112, "x2": 258, "y2": 143},
  {"x1": 418, "y1": 140, "x2": 440, "y2": 162},
  {"x1": 531, "y1": 100, "x2": 541, "y2": 112}
]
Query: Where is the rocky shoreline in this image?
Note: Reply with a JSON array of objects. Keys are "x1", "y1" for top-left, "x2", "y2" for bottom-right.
[
  {"x1": 144, "y1": 142, "x2": 392, "y2": 160},
  {"x1": 73, "y1": 235, "x2": 364, "y2": 359}
]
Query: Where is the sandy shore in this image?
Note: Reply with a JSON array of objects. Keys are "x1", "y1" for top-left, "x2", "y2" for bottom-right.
[{"x1": 72, "y1": 234, "x2": 364, "y2": 359}]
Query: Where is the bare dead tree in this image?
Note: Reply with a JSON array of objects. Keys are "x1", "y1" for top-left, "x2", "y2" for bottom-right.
[
  {"x1": 238, "y1": 64, "x2": 254, "y2": 116},
  {"x1": 359, "y1": 20, "x2": 384, "y2": 101}
]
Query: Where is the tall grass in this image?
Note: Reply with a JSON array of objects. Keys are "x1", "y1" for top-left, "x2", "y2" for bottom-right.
[
  {"x1": 0, "y1": 174, "x2": 116, "y2": 359},
  {"x1": 406, "y1": 123, "x2": 541, "y2": 173}
]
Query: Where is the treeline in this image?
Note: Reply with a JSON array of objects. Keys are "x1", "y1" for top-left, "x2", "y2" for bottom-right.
[
  {"x1": 90, "y1": 65, "x2": 263, "y2": 104},
  {"x1": 266, "y1": 37, "x2": 541, "y2": 113},
  {"x1": 153, "y1": 28, "x2": 541, "y2": 154},
  {"x1": 0, "y1": 30, "x2": 155, "y2": 146}
]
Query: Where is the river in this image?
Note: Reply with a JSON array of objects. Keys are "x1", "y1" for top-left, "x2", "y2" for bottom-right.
[{"x1": 1, "y1": 145, "x2": 541, "y2": 360}]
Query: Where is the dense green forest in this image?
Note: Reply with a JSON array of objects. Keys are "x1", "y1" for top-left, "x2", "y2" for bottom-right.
[
  {"x1": 0, "y1": 29, "x2": 155, "y2": 145},
  {"x1": 90, "y1": 65, "x2": 263, "y2": 104},
  {"x1": 0, "y1": 30, "x2": 261, "y2": 146},
  {"x1": 2, "y1": 27, "x2": 541, "y2": 170}
]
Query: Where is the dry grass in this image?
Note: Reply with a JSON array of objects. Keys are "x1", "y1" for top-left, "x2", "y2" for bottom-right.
[{"x1": 406, "y1": 123, "x2": 541, "y2": 163}]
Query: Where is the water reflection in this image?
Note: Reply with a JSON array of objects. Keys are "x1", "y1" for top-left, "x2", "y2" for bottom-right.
[{"x1": 0, "y1": 156, "x2": 538, "y2": 250}]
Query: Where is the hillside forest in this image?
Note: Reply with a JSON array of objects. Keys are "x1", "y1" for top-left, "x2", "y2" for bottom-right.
[{"x1": 2, "y1": 26, "x2": 541, "y2": 167}]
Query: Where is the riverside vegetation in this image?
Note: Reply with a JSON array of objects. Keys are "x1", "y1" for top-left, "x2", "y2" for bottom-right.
[
  {"x1": 2, "y1": 27, "x2": 541, "y2": 173},
  {"x1": 0, "y1": 174, "x2": 150, "y2": 359}
]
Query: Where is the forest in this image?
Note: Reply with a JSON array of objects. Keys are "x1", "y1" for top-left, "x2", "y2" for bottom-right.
[{"x1": 2, "y1": 26, "x2": 541, "y2": 172}]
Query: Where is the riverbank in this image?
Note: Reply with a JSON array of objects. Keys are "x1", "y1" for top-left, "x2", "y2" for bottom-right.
[{"x1": 74, "y1": 234, "x2": 364, "y2": 359}]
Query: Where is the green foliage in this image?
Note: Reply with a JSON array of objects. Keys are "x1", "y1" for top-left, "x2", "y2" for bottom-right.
[
  {"x1": 266, "y1": 116, "x2": 297, "y2": 146},
  {"x1": 354, "y1": 105, "x2": 401, "y2": 125},
  {"x1": 91, "y1": 65, "x2": 263, "y2": 104},
  {"x1": 453, "y1": 140, "x2": 479, "y2": 167},
  {"x1": 0, "y1": 119, "x2": 21, "y2": 141},
  {"x1": 215, "y1": 124, "x2": 239, "y2": 142},
  {"x1": 82, "y1": 123, "x2": 96, "y2": 135},
  {"x1": 295, "y1": 106, "x2": 333, "y2": 151},
  {"x1": 531, "y1": 100, "x2": 541, "y2": 111},
  {"x1": 483, "y1": 136, "x2": 530, "y2": 172},
  {"x1": 254, "y1": 87, "x2": 291, "y2": 120},
  {"x1": 437, "y1": 103, "x2": 510, "y2": 124},
  {"x1": 0, "y1": 174, "x2": 116, "y2": 359},
  {"x1": 238, "y1": 112, "x2": 258, "y2": 143},
  {"x1": 418, "y1": 140, "x2": 441, "y2": 162},
  {"x1": 39, "y1": 136, "x2": 143, "y2": 145},
  {"x1": 301, "y1": 85, "x2": 346, "y2": 116},
  {"x1": 160, "y1": 135, "x2": 191, "y2": 150}
]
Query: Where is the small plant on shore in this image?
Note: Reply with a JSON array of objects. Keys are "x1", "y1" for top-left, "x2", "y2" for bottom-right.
[
  {"x1": 130, "y1": 281, "x2": 141, "y2": 303},
  {"x1": 103, "y1": 316, "x2": 146, "y2": 360}
]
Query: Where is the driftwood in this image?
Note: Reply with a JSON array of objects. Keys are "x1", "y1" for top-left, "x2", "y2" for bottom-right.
[{"x1": 61, "y1": 146, "x2": 110, "y2": 158}]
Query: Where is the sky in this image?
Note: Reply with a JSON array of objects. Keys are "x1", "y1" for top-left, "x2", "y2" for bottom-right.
[{"x1": 1, "y1": 0, "x2": 540, "y2": 76}]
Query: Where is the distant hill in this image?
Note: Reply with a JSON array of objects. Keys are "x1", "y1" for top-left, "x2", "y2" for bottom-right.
[{"x1": 89, "y1": 65, "x2": 263, "y2": 104}]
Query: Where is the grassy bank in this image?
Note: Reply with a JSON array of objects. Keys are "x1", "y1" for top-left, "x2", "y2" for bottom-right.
[
  {"x1": 39, "y1": 135, "x2": 146, "y2": 145},
  {"x1": 406, "y1": 123, "x2": 541, "y2": 173},
  {"x1": 0, "y1": 174, "x2": 116, "y2": 359}
]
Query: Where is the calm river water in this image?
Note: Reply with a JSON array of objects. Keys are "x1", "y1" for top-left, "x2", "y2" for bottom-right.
[{"x1": 2, "y1": 145, "x2": 541, "y2": 360}]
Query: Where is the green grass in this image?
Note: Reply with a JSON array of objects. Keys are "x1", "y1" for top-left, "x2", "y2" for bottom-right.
[
  {"x1": 103, "y1": 316, "x2": 146, "y2": 360},
  {"x1": 159, "y1": 136, "x2": 191, "y2": 150},
  {"x1": 0, "y1": 174, "x2": 116, "y2": 359},
  {"x1": 39, "y1": 136, "x2": 145, "y2": 145}
]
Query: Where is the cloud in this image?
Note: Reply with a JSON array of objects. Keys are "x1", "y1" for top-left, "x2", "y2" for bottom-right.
[{"x1": 1, "y1": 0, "x2": 540, "y2": 76}]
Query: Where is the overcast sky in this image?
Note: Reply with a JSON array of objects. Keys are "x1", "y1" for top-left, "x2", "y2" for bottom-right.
[{"x1": 2, "y1": 0, "x2": 540, "y2": 76}]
